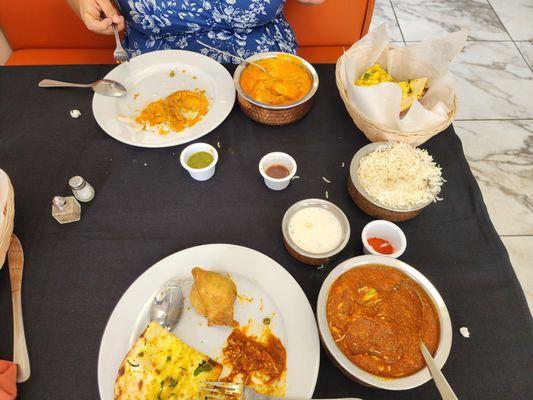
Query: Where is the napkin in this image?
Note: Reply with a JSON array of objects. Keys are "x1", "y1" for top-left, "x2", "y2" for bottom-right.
[
  {"x1": 341, "y1": 24, "x2": 467, "y2": 132},
  {"x1": 0, "y1": 360, "x2": 17, "y2": 400}
]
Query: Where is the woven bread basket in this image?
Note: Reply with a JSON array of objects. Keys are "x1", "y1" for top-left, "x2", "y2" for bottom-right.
[
  {"x1": 0, "y1": 172, "x2": 14, "y2": 269},
  {"x1": 335, "y1": 54, "x2": 457, "y2": 146}
]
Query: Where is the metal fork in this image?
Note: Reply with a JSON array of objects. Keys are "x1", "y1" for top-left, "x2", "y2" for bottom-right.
[
  {"x1": 112, "y1": 23, "x2": 129, "y2": 63},
  {"x1": 201, "y1": 382, "x2": 363, "y2": 400}
]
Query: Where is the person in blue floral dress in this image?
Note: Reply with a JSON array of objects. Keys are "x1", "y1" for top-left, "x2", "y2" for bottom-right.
[{"x1": 67, "y1": 0, "x2": 325, "y2": 63}]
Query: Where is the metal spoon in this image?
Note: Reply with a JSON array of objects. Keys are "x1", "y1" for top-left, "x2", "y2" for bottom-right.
[
  {"x1": 420, "y1": 341, "x2": 459, "y2": 400},
  {"x1": 149, "y1": 279, "x2": 184, "y2": 331},
  {"x1": 38, "y1": 78, "x2": 127, "y2": 97},
  {"x1": 196, "y1": 40, "x2": 269, "y2": 73}
]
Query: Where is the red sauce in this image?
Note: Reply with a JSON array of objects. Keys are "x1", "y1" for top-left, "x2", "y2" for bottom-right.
[
  {"x1": 265, "y1": 164, "x2": 290, "y2": 179},
  {"x1": 367, "y1": 237, "x2": 394, "y2": 255},
  {"x1": 222, "y1": 328, "x2": 286, "y2": 386},
  {"x1": 327, "y1": 265, "x2": 440, "y2": 378}
]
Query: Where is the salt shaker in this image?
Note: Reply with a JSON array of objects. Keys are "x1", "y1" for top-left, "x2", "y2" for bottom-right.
[
  {"x1": 51, "y1": 196, "x2": 81, "y2": 224},
  {"x1": 68, "y1": 176, "x2": 95, "y2": 202}
]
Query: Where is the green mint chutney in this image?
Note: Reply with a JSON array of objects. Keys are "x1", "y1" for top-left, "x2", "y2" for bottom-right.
[{"x1": 187, "y1": 151, "x2": 214, "y2": 169}]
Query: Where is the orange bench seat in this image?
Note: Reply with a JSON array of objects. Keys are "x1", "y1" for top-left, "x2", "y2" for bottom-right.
[{"x1": 1, "y1": 0, "x2": 374, "y2": 65}]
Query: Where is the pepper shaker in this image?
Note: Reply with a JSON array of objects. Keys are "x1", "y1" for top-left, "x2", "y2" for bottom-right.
[
  {"x1": 51, "y1": 196, "x2": 81, "y2": 224},
  {"x1": 69, "y1": 176, "x2": 95, "y2": 202}
]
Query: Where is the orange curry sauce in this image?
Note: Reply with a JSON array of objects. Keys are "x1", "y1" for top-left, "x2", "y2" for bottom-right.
[
  {"x1": 326, "y1": 265, "x2": 440, "y2": 378},
  {"x1": 135, "y1": 90, "x2": 208, "y2": 134},
  {"x1": 221, "y1": 328, "x2": 286, "y2": 385}
]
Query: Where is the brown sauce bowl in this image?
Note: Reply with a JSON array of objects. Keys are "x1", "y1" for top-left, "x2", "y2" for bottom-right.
[
  {"x1": 317, "y1": 255, "x2": 452, "y2": 390},
  {"x1": 233, "y1": 52, "x2": 319, "y2": 125}
]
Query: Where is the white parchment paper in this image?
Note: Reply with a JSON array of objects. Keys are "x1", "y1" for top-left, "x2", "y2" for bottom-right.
[{"x1": 341, "y1": 25, "x2": 467, "y2": 132}]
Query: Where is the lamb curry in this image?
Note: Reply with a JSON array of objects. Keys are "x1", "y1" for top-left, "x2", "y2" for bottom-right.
[{"x1": 326, "y1": 264, "x2": 440, "y2": 378}]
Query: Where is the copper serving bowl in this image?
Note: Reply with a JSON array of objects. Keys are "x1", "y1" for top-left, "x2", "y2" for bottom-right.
[
  {"x1": 233, "y1": 52, "x2": 319, "y2": 125},
  {"x1": 348, "y1": 142, "x2": 435, "y2": 222}
]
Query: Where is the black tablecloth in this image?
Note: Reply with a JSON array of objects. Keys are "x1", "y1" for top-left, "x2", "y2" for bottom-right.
[{"x1": 0, "y1": 64, "x2": 531, "y2": 399}]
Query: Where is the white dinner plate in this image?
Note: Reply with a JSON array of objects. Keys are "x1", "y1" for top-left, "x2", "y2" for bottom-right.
[
  {"x1": 92, "y1": 50, "x2": 235, "y2": 148},
  {"x1": 98, "y1": 244, "x2": 320, "y2": 399}
]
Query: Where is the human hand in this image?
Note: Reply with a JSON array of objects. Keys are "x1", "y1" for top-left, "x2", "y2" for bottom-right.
[
  {"x1": 77, "y1": 0, "x2": 125, "y2": 34},
  {"x1": 297, "y1": 0, "x2": 326, "y2": 4}
]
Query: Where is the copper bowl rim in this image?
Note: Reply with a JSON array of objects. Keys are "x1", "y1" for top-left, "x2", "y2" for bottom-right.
[
  {"x1": 350, "y1": 142, "x2": 436, "y2": 213},
  {"x1": 233, "y1": 52, "x2": 319, "y2": 110}
]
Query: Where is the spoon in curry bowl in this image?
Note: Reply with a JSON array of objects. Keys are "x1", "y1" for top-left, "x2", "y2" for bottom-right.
[
  {"x1": 196, "y1": 40, "x2": 270, "y2": 74},
  {"x1": 407, "y1": 283, "x2": 458, "y2": 400},
  {"x1": 420, "y1": 341, "x2": 459, "y2": 400},
  {"x1": 38, "y1": 78, "x2": 127, "y2": 97}
]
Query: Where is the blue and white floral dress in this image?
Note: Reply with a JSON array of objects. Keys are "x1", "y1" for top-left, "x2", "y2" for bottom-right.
[{"x1": 117, "y1": 0, "x2": 297, "y2": 63}]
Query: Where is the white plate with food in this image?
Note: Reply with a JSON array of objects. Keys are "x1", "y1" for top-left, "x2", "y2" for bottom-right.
[
  {"x1": 98, "y1": 244, "x2": 320, "y2": 399},
  {"x1": 92, "y1": 50, "x2": 235, "y2": 148}
]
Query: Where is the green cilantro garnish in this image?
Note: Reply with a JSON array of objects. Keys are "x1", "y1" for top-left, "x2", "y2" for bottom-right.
[{"x1": 193, "y1": 360, "x2": 215, "y2": 376}]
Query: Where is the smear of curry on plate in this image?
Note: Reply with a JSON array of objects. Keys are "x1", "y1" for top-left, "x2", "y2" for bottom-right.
[
  {"x1": 327, "y1": 264, "x2": 440, "y2": 378},
  {"x1": 221, "y1": 326, "x2": 286, "y2": 396},
  {"x1": 135, "y1": 90, "x2": 209, "y2": 135},
  {"x1": 239, "y1": 55, "x2": 312, "y2": 106}
]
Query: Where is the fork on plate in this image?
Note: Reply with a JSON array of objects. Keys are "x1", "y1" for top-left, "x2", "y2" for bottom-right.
[
  {"x1": 111, "y1": 23, "x2": 129, "y2": 63},
  {"x1": 200, "y1": 381, "x2": 363, "y2": 400}
]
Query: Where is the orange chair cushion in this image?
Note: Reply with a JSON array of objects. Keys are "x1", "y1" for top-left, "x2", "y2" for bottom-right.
[
  {"x1": 284, "y1": 0, "x2": 374, "y2": 47},
  {"x1": 1, "y1": 0, "x2": 374, "y2": 65},
  {"x1": 0, "y1": 0, "x2": 114, "y2": 50},
  {"x1": 297, "y1": 46, "x2": 347, "y2": 64},
  {"x1": 6, "y1": 49, "x2": 115, "y2": 66}
]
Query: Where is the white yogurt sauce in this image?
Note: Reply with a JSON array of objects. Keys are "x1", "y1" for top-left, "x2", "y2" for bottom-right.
[{"x1": 288, "y1": 207, "x2": 343, "y2": 254}]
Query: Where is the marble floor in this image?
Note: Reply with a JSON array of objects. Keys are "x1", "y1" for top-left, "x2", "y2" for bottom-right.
[{"x1": 371, "y1": 0, "x2": 533, "y2": 312}]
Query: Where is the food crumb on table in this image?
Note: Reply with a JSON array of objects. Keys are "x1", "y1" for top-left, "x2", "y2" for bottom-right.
[
  {"x1": 460, "y1": 327, "x2": 470, "y2": 338},
  {"x1": 341, "y1": 162, "x2": 345, "y2": 168},
  {"x1": 292, "y1": 175, "x2": 300, "y2": 180},
  {"x1": 144, "y1": 162, "x2": 148, "y2": 167},
  {"x1": 322, "y1": 177, "x2": 331, "y2": 183},
  {"x1": 70, "y1": 109, "x2": 81, "y2": 118},
  {"x1": 325, "y1": 190, "x2": 329, "y2": 199},
  {"x1": 217, "y1": 141, "x2": 221, "y2": 149},
  {"x1": 317, "y1": 264, "x2": 325, "y2": 270}
]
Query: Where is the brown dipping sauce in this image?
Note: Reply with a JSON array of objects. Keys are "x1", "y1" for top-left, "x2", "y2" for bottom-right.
[
  {"x1": 326, "y1": 264, "x2": 440, "y2": 378},
  {"x1": 265, "y1": 164, "x2": 290, "y2": 179}
]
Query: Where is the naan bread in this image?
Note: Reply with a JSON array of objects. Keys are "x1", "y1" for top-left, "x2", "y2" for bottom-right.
[
  {"x1": 190, "y1": 267, "x2": 238, "y2": 327},
  {"x1": 397, "y1": 77, "x2": 428, "y2": 112},
  {"x1": 355, "y1": 64, "x2": 428, "y2": 112},
  {"x1": 114, "y1": 321, "x2": 221, "y2": 400}
]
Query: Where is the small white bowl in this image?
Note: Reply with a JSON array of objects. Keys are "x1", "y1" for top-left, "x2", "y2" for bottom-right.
[
  {"x1": 361, "y1": 220, "x2": 406, "y2": 258},
  {"x1": 259, "y1": 152, "x2": 297, "y2": 191},
  {"x1": 180, "y1": 142, "x2": 218, "y2": 181}
]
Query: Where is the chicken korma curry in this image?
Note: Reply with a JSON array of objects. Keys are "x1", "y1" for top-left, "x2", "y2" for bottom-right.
[
  {"x1": 135, "y1": 90, "x2": 209, "y2": 135},
  {"x1": 239, "y1": 56, "x2": 313, "y2": 106}
]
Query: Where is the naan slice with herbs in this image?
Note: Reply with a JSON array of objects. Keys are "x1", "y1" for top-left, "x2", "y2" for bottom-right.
[
  {"x1": 114, "y1": 321, "x2": 221, "y2": 400},
  {"x1": 355, "y1": 64, "x2": 428, "y2": 112}
]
